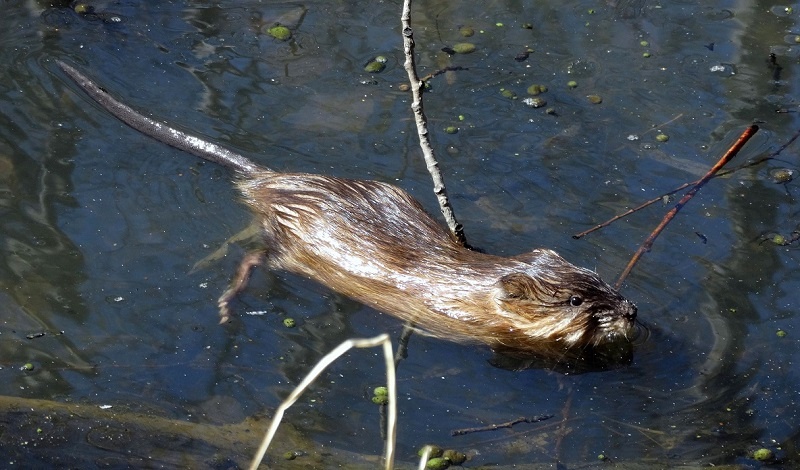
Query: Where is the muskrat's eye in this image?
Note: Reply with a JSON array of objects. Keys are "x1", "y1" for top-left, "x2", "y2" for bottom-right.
[{"x1": 569, "y1": 295, "x2": 583, "y2": 307}]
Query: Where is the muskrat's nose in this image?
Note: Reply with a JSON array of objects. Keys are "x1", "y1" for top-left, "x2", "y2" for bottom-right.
[{"x1": 624, "y1": 301, "x2": 638, "y2": 321}]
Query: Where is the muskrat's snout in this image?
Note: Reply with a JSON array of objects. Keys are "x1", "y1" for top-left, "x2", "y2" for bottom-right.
[
  {"x1": 589, "y1": 288, "x2": 638, "y2": 346},
  {"x1": 609, "y1": 295, "x2": 637, "y2": 330},
  {"x1": 606, "y1": 296, "x2": 638, "y2": 343},
  {"x1": 621, "y1": 298, "x2": 637, "y2": 322}
]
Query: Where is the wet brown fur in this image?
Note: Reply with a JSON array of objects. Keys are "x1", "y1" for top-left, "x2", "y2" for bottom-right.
[{"x1": 58, "y1": 61, "x2": 637, "y2": 359}]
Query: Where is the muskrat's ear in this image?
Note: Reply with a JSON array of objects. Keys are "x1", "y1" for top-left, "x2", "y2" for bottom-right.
[{"x1": 497, "y1": 273, "x2": 538, "y2": 300}]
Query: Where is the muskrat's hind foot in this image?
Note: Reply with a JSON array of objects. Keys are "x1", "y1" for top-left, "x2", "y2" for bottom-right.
[
  {"x1": 217, "y1": 250, "x2": 267, "y2": 323},
  {"x1": 191, "y1": 223, "x2": 262, "y2": 274}
]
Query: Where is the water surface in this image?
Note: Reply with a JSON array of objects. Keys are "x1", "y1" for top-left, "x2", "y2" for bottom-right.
[{"x1": 1, "y1": 0, "x2": 800, "y2": 468}]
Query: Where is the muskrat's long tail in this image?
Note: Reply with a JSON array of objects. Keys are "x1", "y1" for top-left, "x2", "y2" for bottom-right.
[{"x1": 57, "y1": 60, "x2": 261, "y2": 175}]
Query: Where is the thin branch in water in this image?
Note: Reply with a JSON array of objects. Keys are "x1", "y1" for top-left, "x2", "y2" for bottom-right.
[
  {"x1": 577, "y1": 120, "x2": 800, "y2": 239},
  {"x1": 420, "y1": 65, "x2": 468, "y2": 82},
  {"x1": 614, "y1": 124, "x2": 759, "y2": 289},
  {"x1": 401, "y1": 0, "x2": 467, "y2": 246},
  {"x1": 639, "y1": 113, "x2": 685, "y2": 137},
  {"x1": 450, "y1": 414, "x2": 553, "y2": 436},
  {"x1": 573, "y1": 184, "x2": 692, "y2": 239}
]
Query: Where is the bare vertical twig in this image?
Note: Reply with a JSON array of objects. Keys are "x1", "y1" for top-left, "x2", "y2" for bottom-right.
[{"x1": 401, "y1": 0, "x2": 467, "y2": 246}]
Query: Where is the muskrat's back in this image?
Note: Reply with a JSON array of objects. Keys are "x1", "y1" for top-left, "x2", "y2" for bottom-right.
[
  {"x1": 240, "y1": 171, "x2": 637, "y2": 354},
  {"x1": 58, "y1": 60, "x2": 637, "y2": 359}
]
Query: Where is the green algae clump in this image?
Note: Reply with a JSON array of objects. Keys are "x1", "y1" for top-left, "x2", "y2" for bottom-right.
[
  {"x1": 266, "y1": 24, "x2": 292, "y2": 41},
  {"x1": 587, "y1": 94, "x2": 603, "y2": 104},
  {"x1": 418, "y1": 445, "x2": 443, "y2": 458},
  {"x1": 500, "y1": 88, "x2": 517, "y2": 99},
  {"x1": 527, "y1": 84, "x2": 548, "y2": 95},
  {"x1": 371, "y1": 395, "x2": 389, "y2": 405},
  {"x1": 452, "y1": 43, "x2": 476, "y2": 54},
  {"x1": 752, "y1": 448, "x2": 774, "y2": 461},
  {"x1": 442, "y1": 449, "x2": 467, "y2": 465},
  {"x1": 425, "y1": 457, "x2": 450, "y2": 470},
  {"x1": 364, "y1": 61, "x2": 385, "y2": 73}
]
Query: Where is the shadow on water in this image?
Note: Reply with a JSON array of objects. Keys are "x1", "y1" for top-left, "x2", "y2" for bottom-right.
[{"x1": 2, "y1": 0, "x2": 800, "y2": 467}]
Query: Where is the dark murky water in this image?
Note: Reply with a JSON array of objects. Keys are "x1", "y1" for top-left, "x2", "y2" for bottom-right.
[{"x1": 2, "y1": 0, "x2": 800, "y2": 468}]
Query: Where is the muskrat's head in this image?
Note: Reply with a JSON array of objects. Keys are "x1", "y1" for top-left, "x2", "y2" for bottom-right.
[{"x1": 491, "y1": 249, "x2": 637, "y2": 355}]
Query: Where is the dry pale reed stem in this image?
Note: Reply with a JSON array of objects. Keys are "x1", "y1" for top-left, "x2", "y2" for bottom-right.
[{"x1": 249, "y1": 334, "x2": 397, "y2": 470}]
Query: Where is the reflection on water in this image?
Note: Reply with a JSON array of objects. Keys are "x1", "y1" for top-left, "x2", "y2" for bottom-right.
[{"x1": 1, "y1": 0, "x2": 800, "y2": 467}]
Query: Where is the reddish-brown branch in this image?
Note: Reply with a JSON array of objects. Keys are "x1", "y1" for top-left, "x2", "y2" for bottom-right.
[
  {"x1": 614, "y1": 124, "x2": 759, "y2": 289},
  {"x1": 576, "y1": 121, "x2": 800, "y2": 240}
]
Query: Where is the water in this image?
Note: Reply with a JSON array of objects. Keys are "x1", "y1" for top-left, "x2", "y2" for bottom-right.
[{"x1": 1, "y1": 0, "x2": 800, "y2": 468}]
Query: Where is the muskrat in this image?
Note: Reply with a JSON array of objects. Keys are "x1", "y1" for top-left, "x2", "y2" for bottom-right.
[{"x1": 57, "y1": 60, "x2": 636, "y2": 359}]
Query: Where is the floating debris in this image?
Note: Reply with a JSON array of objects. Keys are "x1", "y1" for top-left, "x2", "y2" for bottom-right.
[
  {"x1": 419, "y1": 445, "x2": 443, "y2": 458},
  {"x1": 709, "y1": 63, "x2": 737, "y2": 75},
  {"x1": 442, "y1": 450, "x2": 467, "y2": 465},
  {"x1": 770, "y1": 167, "x2": 796, "y2": 183},
  {"x1": 459, "y1": 26, "x2": 474, "y2": 37},
  {"x1": 364, "y1": 57, "x2": 386, "y2": 73},
  {"x1": 425, "y1": 457, "x2": 450, "y2": 470},
  {"x1": 371, "y1": 385, "x2": 389, "y2": 404},
  {"x1": 452, "y1": 42, "x2": 476, "y2": 54},
  {"x1": 526, "y1": 84, "x2": 547, "y2": 95},
  {"x1": 655, "y1": 133, "x2": 669, "y2": 142},
  {"x1": 371, "y1": 395, "x2": 389, "y2": 405},
  {"x1": 500, "y1": 88, "x2": 517, "y2": 99},
  {"x1": 587, "y1": 94, "x2": 603, "y2": 104},
  {"x1": 515, "y1": 50, "x2": 531, "y2": 61},
  {"x1": 752, "y1": 448, "x2": 774, "y2": 462},
  {"x1": 522, "y1": 97, "x2": 546, "y2": 108}
]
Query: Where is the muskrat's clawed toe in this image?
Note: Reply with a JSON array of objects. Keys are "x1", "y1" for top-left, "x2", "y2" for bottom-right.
[{"x1": 218, "y1": 296, "x2": 234, "y2": 324}]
